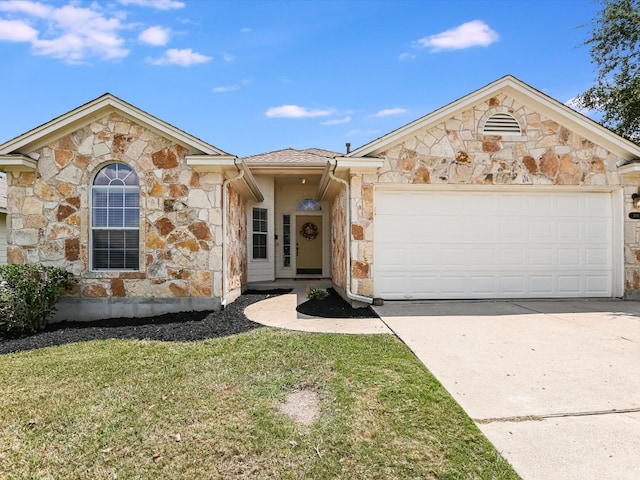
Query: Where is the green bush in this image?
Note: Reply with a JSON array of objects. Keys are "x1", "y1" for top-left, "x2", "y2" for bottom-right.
[
  {"x1": 306, "y1": 286, "x2": 329, "y2": 300},
  {"x1": 0, "y1": 264, "x2": 77, "y2": 334}
]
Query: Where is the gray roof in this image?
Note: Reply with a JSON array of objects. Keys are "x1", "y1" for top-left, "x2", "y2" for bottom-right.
[{"x1": 243, "y1": 148, "x2": 340, "y2": 166}]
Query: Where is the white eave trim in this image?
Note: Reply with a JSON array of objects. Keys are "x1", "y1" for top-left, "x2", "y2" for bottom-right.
[
  {"x1": 334, "y1": 156, "x2": 385, "y2": 170},
  {"x1": 186, "y1": 155, "x2": 263, "y2": 202},
  {"x1": 618, "y1": 160, "x2": 640, "y2": 177},
  {"x1": 186, "y1": 154, "x2": 238, "y2": 168},
  {"x1": 0, "y1": 154, "x2": 38, "y2": 172}
]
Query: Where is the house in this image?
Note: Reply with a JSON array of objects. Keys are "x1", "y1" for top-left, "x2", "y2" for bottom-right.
[
  {"x1": 0, "y1": 175, "x2": 6, "y2": 264},
  {"x1": 1, "y1": 74, "x2": 640, "y2": 322}
]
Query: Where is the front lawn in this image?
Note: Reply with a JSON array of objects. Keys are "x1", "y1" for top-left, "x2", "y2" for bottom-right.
[{"x1": 0, "y1": 329, "x2": 518, "y2": 479}]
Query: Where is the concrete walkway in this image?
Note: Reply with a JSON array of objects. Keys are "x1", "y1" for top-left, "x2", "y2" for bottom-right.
[{"x1": 244, "y1": 281, "x2": 390, "y2": 334}]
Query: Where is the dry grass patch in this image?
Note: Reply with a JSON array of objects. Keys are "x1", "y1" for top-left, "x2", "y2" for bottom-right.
[{"x1": 0, "y1": 329, "x2": 519, "y2": 479}]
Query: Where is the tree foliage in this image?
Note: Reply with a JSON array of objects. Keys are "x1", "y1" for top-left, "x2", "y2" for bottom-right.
[{"x1": 578, "y1": 0, "x2": 640, "y2": 143}]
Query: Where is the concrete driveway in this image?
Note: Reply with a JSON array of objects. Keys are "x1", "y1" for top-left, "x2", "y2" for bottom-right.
[{"x1": 375, "y1": 299, "x2": 640, "y2": 480}]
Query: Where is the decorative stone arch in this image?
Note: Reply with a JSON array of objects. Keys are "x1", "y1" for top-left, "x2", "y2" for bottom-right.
[{"x1": 479, "y1": 107, "x2": 525, "y2": 137}]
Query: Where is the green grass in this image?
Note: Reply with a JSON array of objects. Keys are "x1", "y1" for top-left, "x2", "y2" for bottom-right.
[{"x1": 0, "y1": 329, "x2": 519, "y2": 479}]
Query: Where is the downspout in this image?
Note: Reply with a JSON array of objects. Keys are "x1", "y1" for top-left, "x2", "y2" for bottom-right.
[
  {"x1": 221, "y1": 162, "x2": 245, "y2": 307},
  {"x1": 327, "y1": 160, "x2": 373, "y2": 305}
]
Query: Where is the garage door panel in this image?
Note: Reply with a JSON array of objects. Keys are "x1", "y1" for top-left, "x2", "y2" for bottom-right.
[{"x1": 374, "y1": 190, "x2": 614, "y2": 299}]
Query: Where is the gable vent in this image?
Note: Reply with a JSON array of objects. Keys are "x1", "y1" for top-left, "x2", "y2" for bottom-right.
[{"x1": 483, "y1": 113, "x2": 521, "y2": 135}]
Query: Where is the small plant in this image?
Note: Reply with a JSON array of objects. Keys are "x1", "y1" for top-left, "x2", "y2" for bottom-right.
[
  {"x1": 306, "y1": 286, "x2": 329, "y2": 301},
  {"x1": 0, "y1": 264, "x2": 77, "y2": 334}
]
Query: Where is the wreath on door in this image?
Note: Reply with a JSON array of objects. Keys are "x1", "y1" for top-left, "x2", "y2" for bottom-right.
[{"x1": 300, "y1": 222, "x2": 319, "y2": 240}]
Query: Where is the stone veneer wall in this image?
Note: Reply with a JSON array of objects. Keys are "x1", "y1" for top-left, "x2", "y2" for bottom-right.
[
  {"x1": 348, "y1": 93, "x2": 634, "y2": 298},
  {"x1": 330, "y1": 184, "x2": 346, "y2": 293},
  {"x1": 6, "y1": 112, "x2": 225, "y2": 320},
  {"x1": 225, "y1": 183, "x2": 247, "y2": 300}
]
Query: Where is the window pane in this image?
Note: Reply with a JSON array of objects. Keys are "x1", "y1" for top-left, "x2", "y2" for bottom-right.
[
  {"x1": 92, "y1": 208, "x2": 108, "y2": 227},
  {"x1": 125, "y1": 251, "x2": 139, "y2": 269},
  {"x1": 125, "y1": 191, "x2": 139, "y2": 207},
  {"x1": 93, "y1": 189, "x2": 108, "y2": 207},
  {"x1": 124, "y1": 209, "x2": 139, "y2": 228},
  {"x1": 253, "y1": 232, "x2": 267, "y2": 259},
  {"x1": 93, "y1": 230, "x2": 109, "y2": 248},
  {"x1": 109, "y1": 250, "x2": 125, "y2": 269},
  {"x1": 108, "y1": 209, "x2": 124, "y2": 228},
  {"x1": 109, "y1": 189, "x2": 124, "y2": 208},
  {"x1": 125, "y1": 231, "x2": 139, "y2": 248}
]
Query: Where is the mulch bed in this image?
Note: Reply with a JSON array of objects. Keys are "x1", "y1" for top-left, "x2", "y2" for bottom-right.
[
  {"x1": 296, "y1": 288, "x2": 379, "y2": 319},
  {"x1": 0, "y1": 290, "x2": 288, "y2": 355},
  {"x1": 1, "y1": 287, "x2": 378, "y2": 355}
]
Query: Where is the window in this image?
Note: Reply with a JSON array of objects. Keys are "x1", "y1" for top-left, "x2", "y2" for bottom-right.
[
  {"x1": 283, "y1": 214, "x2": 291, "y2": 267},
  {"x1": 91, "y1": 163, "x2": 140, "y2": 270},
  {"x1": 296, "y1": 198, "x2": 321, "y2": 211},
  {"x1": 482, "y1": 113, "x2": 521, "y2": 135},
  {"x1": 252, "y1": 207, "x2": 268, "y2": 259}
]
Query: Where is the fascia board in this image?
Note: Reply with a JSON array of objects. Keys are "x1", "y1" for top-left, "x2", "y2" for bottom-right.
[
  {"x1": 0, "y1": 94, "x2": 229, "y2": 156},
  {"x1": 618, "y1": 161, "x2": 640, "y2": 177},
  {"x1": 334, "y1": 156, "x2": 385, "y2": 169},
  {"x1": 236, "y1": 159, "x2": 264, "y2": 202},
  {"x1": 0, "y1": 154, "x2": 38, "y2": 171},
  {"x1": 186, "y1": 155, "x2": 238, "y2": 169}
]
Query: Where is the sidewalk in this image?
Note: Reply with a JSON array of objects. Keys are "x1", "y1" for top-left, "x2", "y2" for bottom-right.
[{"x1": 244, "y1": 282, "x2": 390, "y2": 335}]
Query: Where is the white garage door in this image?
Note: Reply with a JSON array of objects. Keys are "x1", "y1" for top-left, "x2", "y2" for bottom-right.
[{"x1": 374, "y1": 190, "x2": 615, "y2": 299}]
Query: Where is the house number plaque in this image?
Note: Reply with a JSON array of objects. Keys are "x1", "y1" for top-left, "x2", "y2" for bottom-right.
[{"x1": 629, "y1": 212, "x2": 640, "y2": 220}]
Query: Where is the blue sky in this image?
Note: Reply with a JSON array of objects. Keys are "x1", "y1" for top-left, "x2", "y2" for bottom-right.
[{"x1": 0, "y1": 0, "x2": 601, "y2": 157}]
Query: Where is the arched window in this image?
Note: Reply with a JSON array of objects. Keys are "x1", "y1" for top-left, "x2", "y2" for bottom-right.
[
  {"x1": 91, "y1": 163, "x2": 140, "y2": 270},
  {"x1": 296, "y1": 198, "x2": 321, "y2": 211}
]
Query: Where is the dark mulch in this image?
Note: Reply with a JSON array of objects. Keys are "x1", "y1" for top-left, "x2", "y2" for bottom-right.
[
  {"x1": 0, "y1": 287, "x2": 377, "y2": 355},
  {"x1": 296, "y1": 288, "x2": 379, "y2": 319},
  {"x1": 0, "y1": 290, "x2": 290, "y2": 355}
]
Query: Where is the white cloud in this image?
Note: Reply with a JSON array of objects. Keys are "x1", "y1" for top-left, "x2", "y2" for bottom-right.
[
  {"x1": 0, "y1": 18, "x2": 37, "y2": 41},
  {"x1": 398, "y1": 52, "x2": 416, "y2": 61},
  {"x1": 266, "y1": 105, "x2": 336, "y2": 118},
  {"x1": 374, "y1": 108, "x2": 407, "y2": 117},
  {"x1": 565, "y1": 96, "x2": 595, "y2": 117},
  {"x1": 0, "y1": 0, "x2": 51, "y2": 17},
  {"x1": 241, "y1": 27, "x2": 251, "y2": 33},
  {"x1": 222, "y1": 52, "x2": 234, "y2": 62},
  {"x1": 0, "y1": 1, "x2": 129, "y2": 62},
  {"x1": 139, "y1": 25, "x2": 171, "y2": 46},
  {"x1": 417, "y1": 20, "x2": 498, "y2": 51},
  {"x1": 118, "y1": 0, "x2": 185, "y2": 9},
  {"x1": 149, "y1": 48, "x2": 212, "y2": 66},
  {"x1": 212, "y1": 79, "x2": 249, "y2": 93},
  {"x1": 321, "y1": 115, "x2": 351, "y2": 126}
]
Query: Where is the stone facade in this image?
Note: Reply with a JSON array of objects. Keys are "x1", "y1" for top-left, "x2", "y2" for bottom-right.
[
  {"x1": 348, "y1": 93, "x2": 633, "y2": 298},
  {"x1": 6, "y1": 112, "x2": 225, "y2": 313},
  {"x1": 225, "y1": 183, "x2": 247, "y2": 300},
  {"x1": 330, "y1": 184, "x2": 346, "y2": 293}
]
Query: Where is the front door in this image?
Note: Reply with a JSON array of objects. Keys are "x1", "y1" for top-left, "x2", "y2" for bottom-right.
[{"x1": 296, "y1": 215, "x2": 322, "y2": 274}]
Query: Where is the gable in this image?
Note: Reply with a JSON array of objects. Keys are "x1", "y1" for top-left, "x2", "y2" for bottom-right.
[
  {"x1": 349, "y1": 75, "x2": 640, "y2": 162},
  {"x1": 0, "y1": 93, "x2": 229, "y2": 157}
]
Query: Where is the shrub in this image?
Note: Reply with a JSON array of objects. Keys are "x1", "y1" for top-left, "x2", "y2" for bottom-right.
[
  {"x1": 306, "y1": 286, "x2": 329, "y2": 301},
  {"x1": 0, "y1": 264, "x2": 77, "y2": 334}
]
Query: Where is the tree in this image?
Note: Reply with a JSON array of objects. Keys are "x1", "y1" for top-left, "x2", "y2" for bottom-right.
[{"x1": 578, "y1": 0, "x2": 640, "y2": 143}]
